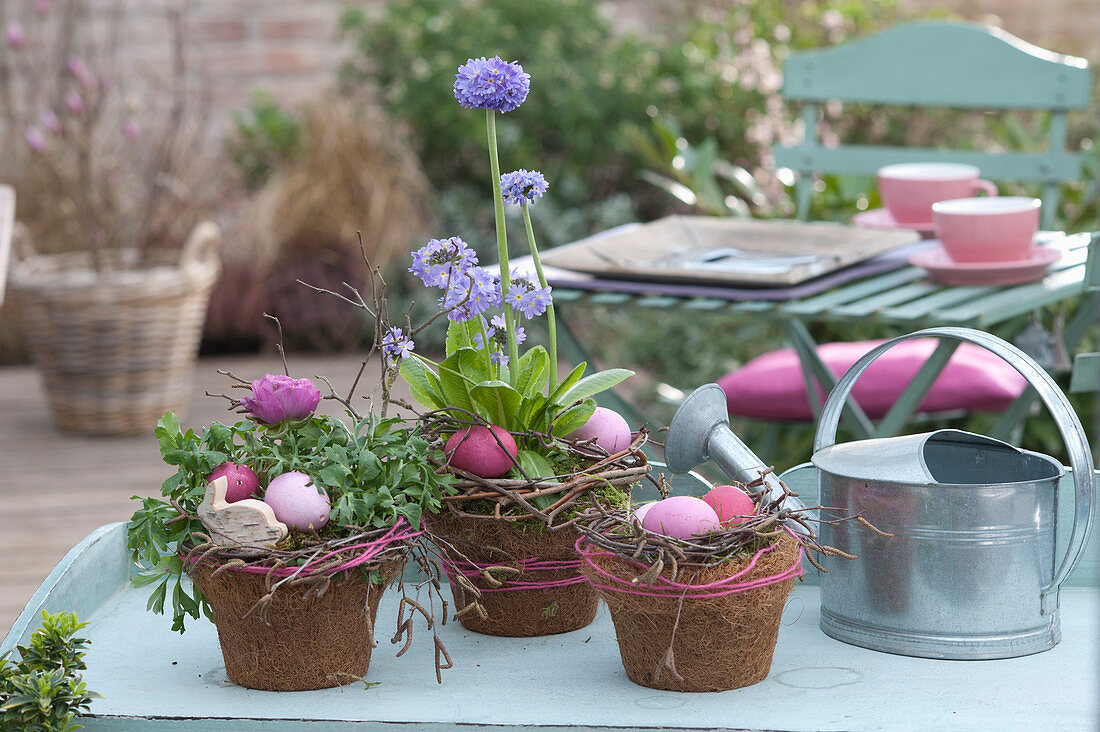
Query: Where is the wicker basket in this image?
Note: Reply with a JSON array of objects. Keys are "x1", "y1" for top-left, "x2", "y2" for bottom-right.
[{"x1": 8, "y1": 222, "x2": 220, "y2": 435}]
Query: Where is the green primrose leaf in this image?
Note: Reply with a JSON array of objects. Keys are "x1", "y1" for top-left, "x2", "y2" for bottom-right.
[
  {"x1": 445, "y1": 319, "x2": 479, "y2": 356},
  {"x1": 551, "y1": 400, "x2": 598, "y2": 436},
  {"x1": 470, "y1": 381, "x2": 522, "y2": 429},
  {"x1": 557, "y1": 368, "x2": 634, "y2": 404},
  {"x1": 545, "y1": 362, "x2": 587, "y2": 406},
  {"x1": 512, "y1": 449, "x2": 555, "y2": 480},
  {"x1": 514, "y1": 346, "x2": 550, "y2": 398},
  {"x1": 400, "y1": 357, "x2": 447, "y2": 410}
]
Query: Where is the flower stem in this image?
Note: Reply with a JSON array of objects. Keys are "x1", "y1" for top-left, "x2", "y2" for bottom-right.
[
  {"x1": 486, "y1": 110, "x2": 518, "y2": 379},
  {"x1": 522, "y1": 203, "x2": 556, "y2": 388}
]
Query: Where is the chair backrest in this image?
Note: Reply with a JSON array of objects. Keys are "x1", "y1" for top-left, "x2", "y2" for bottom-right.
[
  {"x1": 0, "y1": 185, "x2": 13, "y2": 309},
  {"x1": 774, "y1": 21, "x2": 1092, "y2": 228}
]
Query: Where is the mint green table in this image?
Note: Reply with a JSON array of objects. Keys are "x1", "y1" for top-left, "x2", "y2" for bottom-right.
[
  {"x1": 552, "y1": 230, "x2": 1097, "y2": 441},
  {"x1": 4, "y1": 465, "x2": 1097, "y2": 730}
]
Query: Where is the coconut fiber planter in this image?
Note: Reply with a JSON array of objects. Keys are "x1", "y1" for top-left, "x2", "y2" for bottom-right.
[
  {"x1": 425, "y1": 432, "x2": 651, "y2": 637},
  {"x1": 189, "y1": 561, "x2": 399, "y2": 691},
  {"x1": 579, "y1": 530, "x2": 802, "y2": 692},
  {"x1": 428, "y1": 513, "x2": 598, "y2": 637}
]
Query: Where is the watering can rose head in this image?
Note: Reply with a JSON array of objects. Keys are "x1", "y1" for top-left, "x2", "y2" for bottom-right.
[{"x1": 241, "y1": 374, "x2": 322, "y2": 425}]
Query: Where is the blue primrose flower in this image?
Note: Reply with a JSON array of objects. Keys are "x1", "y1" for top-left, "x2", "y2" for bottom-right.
[
  {"x1": 442, "y1": 267, "x2": 501, "y2": 322},
  {"x1": 501, "y1": 169, "x2": 549, "y2": 206},
  {"x1": 409, "y1": 237, "x2": 478, "y2": 289},
  {"x1": 381, "y1": 327, "x2": 415, "y2": 363},
  {"x1": 505, "y1": 274, "x2": 552, "y2": 319},
  {"x1": 453, "y1": 56, "x2": 530, "y2": 114}
]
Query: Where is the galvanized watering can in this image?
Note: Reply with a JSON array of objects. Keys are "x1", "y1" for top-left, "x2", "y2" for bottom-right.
[{"x1": 811, "y1": 327, "x2": 1095, "y2": 659}]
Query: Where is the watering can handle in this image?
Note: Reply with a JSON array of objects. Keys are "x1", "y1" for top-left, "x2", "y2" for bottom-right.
[{"x1": 814, "y1": 327, "x2": 1095, "y2": 607}]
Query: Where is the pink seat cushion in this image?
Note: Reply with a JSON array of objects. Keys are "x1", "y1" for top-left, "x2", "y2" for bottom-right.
[{"x1": 718, "y1": 339, "x2": 1028, "y2": 421}]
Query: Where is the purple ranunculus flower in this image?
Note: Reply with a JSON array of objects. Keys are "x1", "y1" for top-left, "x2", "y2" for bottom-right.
[
  {"x1": 381, "y1": 327, "x2": 415, "y2": 364},
  {"x1": 500, "y1": 169, "x2": 549, "y2": 206},
  {"x1": 241, "y1": 374, "x2": 322, "y2": 425},
  {"x1": 409, "y1": 236, "x2": 478, "y2": 289},
  {"x1": 453, "y1": 56, "x2": 530, "y2": 114}
]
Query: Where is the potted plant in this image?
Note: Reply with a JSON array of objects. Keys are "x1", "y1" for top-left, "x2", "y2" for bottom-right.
[
  {"x1": 575, "y1": 479, "x2": 887, "y2": 691},
  {"x1": 2, "y1": 2, "x2": 222, "y2": 435},
  {"x1": 127, "y1": 319, "x2": 458, "y2": 690},
  {"x1": 380, "y1": 57, "x2": 650, "y2": 637}
]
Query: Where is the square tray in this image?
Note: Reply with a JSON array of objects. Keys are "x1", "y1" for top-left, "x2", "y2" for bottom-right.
[
  {"x1": 3, "y1": 521, "x2": 1097, "y2": 730},
  {"x1": 539, "y1": 216, "x2": 920, "y2": 287}
]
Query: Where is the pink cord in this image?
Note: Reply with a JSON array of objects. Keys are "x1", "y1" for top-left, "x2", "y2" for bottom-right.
[
  {"x1": 440, "y1": 555, "x2": 586, "y2": 592},
  {"x1": 575, "y1": 530, "x2": 804, "y2": 599},
  {"x1": 187, "y1": 518, "x2": 423, "y2": 579}
]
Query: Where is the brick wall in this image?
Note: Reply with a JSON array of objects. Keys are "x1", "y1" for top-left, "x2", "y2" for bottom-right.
[{"x1": 117, "y1": 0, "x2": 1094, "y2": 135}]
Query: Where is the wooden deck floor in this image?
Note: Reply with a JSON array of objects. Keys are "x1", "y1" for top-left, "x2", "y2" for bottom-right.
[{"x1": 0, "y1": 354, "x2": 413, "y2": 637}]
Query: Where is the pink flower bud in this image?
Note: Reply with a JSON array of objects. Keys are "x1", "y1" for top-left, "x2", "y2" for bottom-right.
[
  {"x1": 24, "y1": 127, "x2": 45, "y2": 152},
  {"x1": 240, "y1": 374, "x2": 323, "y2": 425},
  {"x1": 122, "y1": 117, "x2": 139, "y2": 139},
  {"x1": 40, "y1": 110, "x2": 61, "y2": 135},
  {"x1": 67, "y1": 56, "x2": 96, "y2": 89},
  {"x1": 66, "y1": 90, "x2": 84, "y2": 115},
  {"x1": 5, "y1": 21, "x2": 25, "y2": 49}
]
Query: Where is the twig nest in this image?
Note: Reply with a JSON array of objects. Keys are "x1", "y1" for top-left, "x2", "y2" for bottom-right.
[
  {"x1": 445, "y1": 425, "x2": 518, "y2": 478},
  {"x1": 206, "y1": 462, "x2": 260, "y2": 503},
  {"x1": 641, "y1": 496, "x2": 720, "y2": 539},
  {"x1": 703, "y1": 485, "x2": 756, "y2": 528},
  {"x1": 568, "y1": 406, "x2": 631, "y2": 453},
  {"x1": 264, "y1": 471, "x2": 331, "y2": 531}
]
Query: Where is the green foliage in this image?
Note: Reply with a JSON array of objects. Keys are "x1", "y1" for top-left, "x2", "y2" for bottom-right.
[
  {"x1": 338, "y1": 0, "x2": 651, "y2": 208},
  {"x1": 0, "y1": 611, "x2": 101, "y2": 732},
  {"x1": 400, "y1": 319, "x2": 632, "y2": 442},
  {"x1": 127, "y1": 411, "x2": 455, "y2": 633},
  {"x1": 226, "y1": 91, "x2": 303, "y2": 190}
]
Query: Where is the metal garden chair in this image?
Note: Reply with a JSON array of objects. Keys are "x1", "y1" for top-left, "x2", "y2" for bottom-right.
[{"x1": 722, "y1": 20, "x2": 1096, "y2": 443}]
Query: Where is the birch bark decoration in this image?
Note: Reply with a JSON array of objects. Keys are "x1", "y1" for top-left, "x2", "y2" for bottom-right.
[{"x1": 197, "y1": 476, "x2": 288, "y2": 549}]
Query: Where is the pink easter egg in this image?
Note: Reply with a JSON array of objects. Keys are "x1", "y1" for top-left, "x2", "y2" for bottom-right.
[
  {"x1": 263, "y1": 471, "x2": 330, "y2": 532},
  {"x1": 642, "y1": 496, "x2": 720, "y2": 539},
  {"x1": 703, "y1": 484, "x2": 756, "y2": 527},
  {"x1": 568, "y1": 407, "x2": 632, "y2": 454},
  {"x1": 206, "y1": 462, "x2": 260, "y2": 503},
  {"x1": 632, "y1": 501, "x2": 656, "y2": 525},
  {"x1": 445, "y1": 425, "x2": 518, "y2": 478}
]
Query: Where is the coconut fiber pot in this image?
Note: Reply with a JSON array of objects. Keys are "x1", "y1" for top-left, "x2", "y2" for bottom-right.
[
  {"x1": 189, "y1": 561, "x2": 396, "y2": 691},
  {"x1": 581, "y1": 533, "x2": 801, "y2": 692},
  {"x1": 428, "y1": 513, "x2": 599, "y2": 637}
]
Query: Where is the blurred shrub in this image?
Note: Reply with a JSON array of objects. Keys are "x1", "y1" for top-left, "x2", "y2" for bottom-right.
[
  {"x1": 226, "y1": 91, "x2": 303, "y2": 191},
  {"x1": 339, "y1": 0, "x2": 653, "y2": 210}
]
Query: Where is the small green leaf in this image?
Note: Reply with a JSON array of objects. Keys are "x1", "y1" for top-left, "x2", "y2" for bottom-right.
[
  {"x1": 470, "y1": 381, "x2": 522, "y2": 429},
  {"x1": 514, "y1": 346, "x2": 550, "y2": 398},
  {"x1": 551, "y1": 400, "x2": 597, "y2": 436},
  {"x1": 400, "y1": 357, "x2": 446, "y2": 410},
  {"x1": 513, "y1": 449, "x2": 555, "y2": 480},
  {"x1": 445, "y1": 319, "x2": 479, "y2": 356},
  {"x1": 546, "y1": 362, "x2": 587, "y2": 405},
  {"x1": 558, "y1": 368, "x2": 633, "y2": 404}
]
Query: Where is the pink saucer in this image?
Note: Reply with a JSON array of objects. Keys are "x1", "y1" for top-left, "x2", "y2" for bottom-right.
[
  {"x1": 852, "y1": 208, "x2": 936, "y2": 235},
  {"x1": 909, "y1": 244, "x2": 1061, "y2": 286}
]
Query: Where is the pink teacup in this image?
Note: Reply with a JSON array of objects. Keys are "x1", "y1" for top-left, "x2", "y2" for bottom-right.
[
  {"x1": 878, "y1": 163, "x2": 998, "y2": 224},
  {"x1": 931, "y1": 197, "x2": 1041, "y2": 263}
]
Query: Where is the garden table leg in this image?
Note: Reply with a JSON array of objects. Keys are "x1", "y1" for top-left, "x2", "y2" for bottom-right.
[{"x1": 872, "y1": 339, "x2": 959, "y2": 438}]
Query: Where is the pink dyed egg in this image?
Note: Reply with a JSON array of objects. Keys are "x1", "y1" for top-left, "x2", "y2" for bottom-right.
[
  {"x1": 263, "y1": 471, "x2": 330, "y2": 532},
  {"x1": 703, "y1": 485, "x2": 756, "y2": 527},
  {"x1": 632, "y1": 501, "x2": 656, "y2": 525},
  {"x1": 206, "y1": 462, "x2": 260, "y2": 503},
  {"x1": 445, "y1": 425, "x2": 518, "y2": 478},
  {"x1": 642, "y1": 496, "x2": 720, "y2": 539},
  {"x1": 568, "y1": 407, "x2": 631, "y2": 454}
]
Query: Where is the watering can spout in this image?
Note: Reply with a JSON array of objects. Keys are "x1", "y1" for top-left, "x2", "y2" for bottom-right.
[{"x1": 666, "y1": 384, "x2": 800, "y2": 510}]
